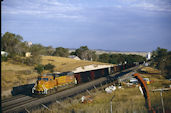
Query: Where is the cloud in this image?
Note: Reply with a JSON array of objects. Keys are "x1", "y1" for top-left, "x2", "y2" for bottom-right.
[
  {"x1": 108, "y1": 0, "x2": 171, "y2": 12},
  {"x1": 131, "y1": 2, "x2": 171, "y2": 12},
  {"x1": 2, "y1": 0, "x2": 84, "y2": 20},
  {"x1": 2, "y1": 0, "x2": 171, "y2": 22}
]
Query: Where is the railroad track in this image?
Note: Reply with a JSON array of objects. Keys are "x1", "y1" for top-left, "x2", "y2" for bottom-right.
[
  {"x1": 1, "y1": 94, "x2": 27, "y2": 103},
  {"x1": 1, "y1": 66, "x2": 140, "y2": 113}
]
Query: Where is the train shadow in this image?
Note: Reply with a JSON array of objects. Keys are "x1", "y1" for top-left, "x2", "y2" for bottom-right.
[{"x1": 11, "y1": 83, "x2": 35, "y2": 96}]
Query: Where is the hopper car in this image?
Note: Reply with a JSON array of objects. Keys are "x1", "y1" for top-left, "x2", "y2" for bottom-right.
[{"x1": 32, "y1": 63, "x2": 137, "y2": 94}]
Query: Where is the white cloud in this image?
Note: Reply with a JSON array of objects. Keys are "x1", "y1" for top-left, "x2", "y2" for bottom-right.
[
  {"x1": 131, "y1": 2, "x2": 171, "y2": 12},
  {"x1": 2, "y1": 0, "x2": 84, "y2": 20},
  {"x1": 110, "y1": 0, "x2": 171, "y2": 12}
]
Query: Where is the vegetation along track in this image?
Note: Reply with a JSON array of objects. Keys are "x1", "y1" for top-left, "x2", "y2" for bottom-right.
[{"x1": 2, "y1": 65, "x2": 140, "y2": 113}]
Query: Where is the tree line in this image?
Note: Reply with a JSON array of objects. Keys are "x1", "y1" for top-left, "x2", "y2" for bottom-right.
[
  {"x1": 98, "y1": 53, "x2": 146, "y2": 64},
  {"x1": 151, "y1": 47, "x2": 171, "y2": 79},
  {"x1": 2, "y1": 32, "x2": 148, "y2": 74},
  {"x1": 1, "y1": 32, "x2": 98, "y2": 63},
  {"x1": 1, "y1": 32, "x2": 146, "y2": 64}
]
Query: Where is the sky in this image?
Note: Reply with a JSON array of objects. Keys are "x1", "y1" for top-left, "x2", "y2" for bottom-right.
[{"x1": 2, "y1": 0, "x2": 171, "y2": 52}]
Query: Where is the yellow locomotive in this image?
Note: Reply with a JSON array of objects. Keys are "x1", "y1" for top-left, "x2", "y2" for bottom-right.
[{"x1": 32, "y1": 72, "x2": 77, "y2": 94}]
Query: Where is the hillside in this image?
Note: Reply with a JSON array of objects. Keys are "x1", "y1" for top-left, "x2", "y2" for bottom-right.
[
  {"x1": 32, "y1": 67, "x2": 171, "y2": 113},
  {"x1": 1, "y1": 56, "x2": 110, "y2": 91}
]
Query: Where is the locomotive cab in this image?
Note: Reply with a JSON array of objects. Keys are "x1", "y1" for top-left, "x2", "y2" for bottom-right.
[
  {"x1": 32, "y1": 75, "x2": 56, "y2": 94},
  {"x1": 32, "y1": 72, "x2": 76, "y2": 95}
]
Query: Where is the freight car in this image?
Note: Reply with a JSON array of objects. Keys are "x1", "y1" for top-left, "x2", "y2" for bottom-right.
[{"x1": 32, "y1": 63, "x2": 136, "y2": 94}]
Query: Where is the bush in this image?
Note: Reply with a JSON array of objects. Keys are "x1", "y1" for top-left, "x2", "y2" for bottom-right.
[
  {"x1": 44, "y1": 63, "x2": 55, "y2": 71},
  {"x1": 1, "y1": 56, "x2": 8, "y2": 62},
  {"x1": 34, "y1": 64, "x2": 44, "y2": 74}
]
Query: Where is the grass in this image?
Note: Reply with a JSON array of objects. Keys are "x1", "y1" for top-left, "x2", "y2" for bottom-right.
[
  {"x1": 140, "y1": 67, "x2": 161, "y2": 74},
  {"x1": 1, "y1": 56, "x2": 110, "y2": 90},
  {"x1": 30, "y1": 66, "x2": 171, "y2": 113},
  {"x1": 1, "y1": 61, "x2": 38, "y2": 90},
  {"x1": 41, "y1": 56, "x2": 109, "y2": 72},
  {"x1": 31, "y1": 87, "x2": 148, "y2": 113}
]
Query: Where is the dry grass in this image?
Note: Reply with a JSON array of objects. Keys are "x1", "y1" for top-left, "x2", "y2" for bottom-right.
[
  {"x1": 41, "y1": 56, "x2": 109, "y2": 72},
  {"x1": 1, "y1": 61, "x2": 38, "y2": 90},
  {"x1": 1, "y1": 56, "x2": 110, "y2": 90},
  {"x1": 31, "y1": 66, "x2": 171, "y2": 113},
  {"x1": 141, "y1": 67, "x2": 161, "y2": 74},
  {"x1": 31, "y1": 87, "x2": 148, "y2": 113}
]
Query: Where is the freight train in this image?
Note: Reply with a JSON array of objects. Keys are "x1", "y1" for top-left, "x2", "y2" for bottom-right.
[{"x1": 32, "y1": 63, "x2": 137, "y2": 94}]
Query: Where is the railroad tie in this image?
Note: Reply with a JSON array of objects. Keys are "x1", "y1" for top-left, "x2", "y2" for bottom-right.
[
  {"x1": 41, "y1": 104, "x2": 52, "y2": 112},
  {"x1": 86, "y1": 89, "x2": 92, "y2": 96},
  {"x1": 24, "y1": 108, "x2": 30, "y2": 113}
]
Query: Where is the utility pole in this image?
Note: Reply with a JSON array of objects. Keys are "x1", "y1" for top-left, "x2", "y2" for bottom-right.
[
  {"x1": 152, "y1": 88, "x2": 171, "y2": 113},
  {"x1": 110, "y1": 95, "x2": 115, "y2": 113}
]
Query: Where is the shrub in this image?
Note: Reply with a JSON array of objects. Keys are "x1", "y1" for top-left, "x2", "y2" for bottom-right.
[
  {"x1": 1, "y1": 56, "x2": 8, "y2": 62},
  {"x1": 34, "y1": 64, "x2": 44, "y2": 74},
  {"x1": 44, "y1": 63, "x2": 55, "y2": 70},
  {"x1": 44, "y1": 63, "x2": 55, "y2": 73}
]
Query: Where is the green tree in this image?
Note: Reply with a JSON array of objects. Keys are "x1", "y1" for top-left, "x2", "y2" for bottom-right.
[
  {"x1": 44, "y1": 46, "x2": 55, "y2": 56},
  {"x1": 44, "y1": 63, "x2": 55, "y2": 72},
  {"x1": 152, "y1": 47, "x2": 168, "y2": 76},
  {"x1": 165, "y1": 52, "x2": 171, "y2": 78},
  {"x1": 29, "y1": 44, "x2": 44, "y2": 56},
  {"x1": 1, "y1": 32, "x2": 23, "y2": 57},
  {"x1": 75, "y1": 46, "x2": 89, "y2": 60},
  {"x1": 91, "y1": 51, "x2": 98, "y2": 61},
  {"x1": 53, "y1": 47, "x2": 69, "y2": 57},
  {"x1": 70, "y1": 51, "x2": 76, "y2": 56},
  {"x1": 34, "y1": 64, "x2": 44, "y2": 75},
  {"x1": 109, "y1": 54, "x2": 119, "y2": 64},
  {"x1": 98, "y1": 53, "x2": 110, "y2": 63}
]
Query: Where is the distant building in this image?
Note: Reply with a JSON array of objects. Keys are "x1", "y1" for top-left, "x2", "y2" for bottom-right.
[
  {"x1": 25, "y1": 52, "x2": 31, "y2": 57},
  {"x1": 26, "y1": 42, "x2": 32, "y2": 47},
  {"x1": 69, "y1": 55, "x2": 80, "y2": 60},
  {"x1": 146, "y1": 52, "x2": 151, "y2": 60},
  {"x1": 1, "y1": 51, "x2": 8, "y2": 57}
]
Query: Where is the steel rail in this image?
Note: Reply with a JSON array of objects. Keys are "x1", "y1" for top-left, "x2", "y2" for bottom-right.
[{"x1": 2, "y1": 66, "x2": 139, "y2": 113}]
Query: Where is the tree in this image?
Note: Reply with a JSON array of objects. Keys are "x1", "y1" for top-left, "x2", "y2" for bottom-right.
[
  {"x1": 44, "y1": 63, "x2": 55, "y2": 72},
  {"x1": 98, "y1": 53, "x2": 146, "y2": 65},
  {"x1": 15, "y1": 41, "x2": 29, "y2": 56},
  {"x1": 98, "y1": 53, "x2": 110, "y2": 63},
  {"x1": 53, "y1": 47, "x2": 69, "y2": 57},
  {"x1": 75, "y1": 46, "x2": 89, "y2": 60},
  {"x1": 91, "y1": 51, "x2": 98, "y2": 61},
  {"x1": 70, "y1": 51, "x2": 76, "y2": 56},
  {"x1": 45, "y1": 46, "x2": 55, "y2": 56},
  {"x1": 109, "y1": 54, "x2": 119, "y2": 64},
  {"x1": 152, "y1": 47, "x2": 168, "y2": 76},
  {"x1": 165, "y1": 52, "x2": 171, "y2": 78},
  {"x1": 1, "y1": 32, "x2": 23, "y2": 57},
  {"x1": 29, "y1": 44, "x2": 44, "y2": 56},
  {"x1": 34, "y1": 64, "x2": 44, "y2": 75}
]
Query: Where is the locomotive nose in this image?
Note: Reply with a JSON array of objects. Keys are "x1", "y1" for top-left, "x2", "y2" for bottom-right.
[{"x1": 36, "y1": 80, "x2": 45, "y2": 91}]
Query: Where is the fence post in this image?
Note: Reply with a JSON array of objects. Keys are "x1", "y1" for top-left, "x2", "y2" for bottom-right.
[{"x1": 110, "y1": 95, "x2": 115, "y2": 113}]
